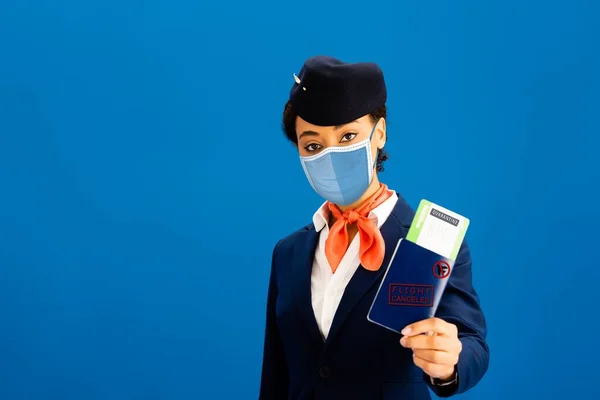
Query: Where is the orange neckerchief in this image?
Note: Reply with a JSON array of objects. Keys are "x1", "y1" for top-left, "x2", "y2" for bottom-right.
[{"x1": 324, "y1": 184, "x2": 394, "y2": 273}]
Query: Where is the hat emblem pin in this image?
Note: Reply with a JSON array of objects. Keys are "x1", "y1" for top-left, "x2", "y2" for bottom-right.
[{"x1": 293, "y1": 73, "x2": 307, "y2": 91}]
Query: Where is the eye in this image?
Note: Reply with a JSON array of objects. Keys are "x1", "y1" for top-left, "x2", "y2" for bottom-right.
[
  {"x1": 304, "y1": 143, "x2": 322, "y2": 152},
  {"x1": 340, "y1": 132, "x2": 357, "y2": 142}
]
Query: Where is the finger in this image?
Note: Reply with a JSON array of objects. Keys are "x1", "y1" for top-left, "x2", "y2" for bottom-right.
[
  {"x1": 412, "y1": 354, "x2": 453, "y2": 379},
  {"x1": 400, "y1": 334, "x2": 454, "y2": 351},
  {"x1": 402, "y1": 317, "x2": 456, "y2": 337},
  {"x1": 413, "y1": 349, "x2": 459, "y2": 366}
]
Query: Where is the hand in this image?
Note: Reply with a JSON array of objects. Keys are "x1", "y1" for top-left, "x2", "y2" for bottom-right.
[{"x1": 399, "y1": 317, "x2": 462, "y2": 381}]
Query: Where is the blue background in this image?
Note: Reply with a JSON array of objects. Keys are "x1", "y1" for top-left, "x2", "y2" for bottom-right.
[{"x1": 0, "y1": 0, "x2": 598, "y2": 399}]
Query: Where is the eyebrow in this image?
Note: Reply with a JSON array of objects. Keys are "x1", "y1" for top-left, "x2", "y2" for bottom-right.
[{"x1": 298, "y1": 120, "x2": 359, "y2": 140}]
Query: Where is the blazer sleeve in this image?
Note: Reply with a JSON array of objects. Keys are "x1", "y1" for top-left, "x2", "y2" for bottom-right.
[
  {"x1": 259, "y1": 241, "x2": 289, "y2": 399},
  {"x1": 426, "y1": 241, "x2": 490, "y2": 398}
]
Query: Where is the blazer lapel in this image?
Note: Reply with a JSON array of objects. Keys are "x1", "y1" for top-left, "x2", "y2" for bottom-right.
[
  {"x1": 325, "y1": 207, "x2": 407, "y2": 345},
  {"x1": 291, "y1": 226, "x2": 324, "y2": 345}
]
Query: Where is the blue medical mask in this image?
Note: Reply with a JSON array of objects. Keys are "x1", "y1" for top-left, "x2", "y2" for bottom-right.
[{"x1": 299, "y1": 122, "x2": 379, "y2": 206}]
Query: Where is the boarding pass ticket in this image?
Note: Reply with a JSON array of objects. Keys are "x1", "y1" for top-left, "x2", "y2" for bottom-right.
[{"x1": 405, "y1": 199, "x2": 470, "y2": 261}]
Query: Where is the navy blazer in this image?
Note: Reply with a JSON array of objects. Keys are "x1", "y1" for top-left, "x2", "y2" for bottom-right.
[{"x1": 259, "y1": 195, "x2": 489, "y2": 399}]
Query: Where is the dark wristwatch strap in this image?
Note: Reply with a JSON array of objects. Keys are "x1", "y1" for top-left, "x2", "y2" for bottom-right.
[{"x1": 430, "y1": 370, "x2": 458, "y2": 387}]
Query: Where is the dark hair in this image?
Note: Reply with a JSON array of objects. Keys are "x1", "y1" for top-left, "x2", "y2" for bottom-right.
[{"x1": 282, "y1": 101, "x2": 389, "y2": 172}]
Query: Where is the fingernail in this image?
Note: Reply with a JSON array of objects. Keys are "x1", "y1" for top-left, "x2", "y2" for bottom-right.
[
  {"x1": 401, "y1": 327, "x2": 411, "y2": 335},
  {"x1": 400, "y1": 337, "x2": 406, "y2": 346}
]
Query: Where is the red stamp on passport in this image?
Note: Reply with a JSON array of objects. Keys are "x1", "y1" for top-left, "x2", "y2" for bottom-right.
[{"x1": 387, "y1": 284, "x2": 434, "y2": 307}]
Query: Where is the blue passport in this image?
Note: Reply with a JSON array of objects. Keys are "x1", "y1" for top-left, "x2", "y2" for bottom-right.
[{"x1": 367, "y1": 238, "x2": 454, "y2": 334}]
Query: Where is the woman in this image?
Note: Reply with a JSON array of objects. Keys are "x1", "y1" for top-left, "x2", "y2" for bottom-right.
[{"x1": 259, "y1": 56, "x2": 489, "y2": 400}]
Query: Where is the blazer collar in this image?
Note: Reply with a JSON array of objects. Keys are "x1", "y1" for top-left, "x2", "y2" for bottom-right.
[{"x1": 291, "y1": 226, "x2": 323, "y2": 345}]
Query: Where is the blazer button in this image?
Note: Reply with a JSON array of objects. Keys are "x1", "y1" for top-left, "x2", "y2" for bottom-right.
[{"x1": 318, "y1": 366, "x2": 331, "y2": 379}]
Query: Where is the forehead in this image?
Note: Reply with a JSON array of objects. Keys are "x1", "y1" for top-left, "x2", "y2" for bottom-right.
[{"x1": 295, "y1": 114, "x2": 367, "y2": 135}]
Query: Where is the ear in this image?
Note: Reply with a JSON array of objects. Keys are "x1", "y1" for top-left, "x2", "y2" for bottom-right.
[{"x1": 375, "y1": 118, "x2": 387, "y2": 149}]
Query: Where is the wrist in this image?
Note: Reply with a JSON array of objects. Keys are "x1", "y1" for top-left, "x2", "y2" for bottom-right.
[
  {"x1": 438, "y1": 368, "x2": 456, "y2": 382},
  {"x1": 430, "y1": 367, "x2": 458, "y2": 387}
]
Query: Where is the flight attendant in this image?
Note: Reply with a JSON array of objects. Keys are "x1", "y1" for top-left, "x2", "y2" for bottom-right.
[{"x1": 259, "y1": 56, "x2": 489, "y2": 399}]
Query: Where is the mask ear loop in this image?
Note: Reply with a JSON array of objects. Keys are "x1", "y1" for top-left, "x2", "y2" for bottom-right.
[{"x1": 369, "y1": 118, "x2": 382, "y2": 170}]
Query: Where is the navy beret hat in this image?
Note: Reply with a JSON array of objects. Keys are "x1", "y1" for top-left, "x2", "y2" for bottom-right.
[{"x1": 289, "y1": 55, "x2": 387, "y2": 127}]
